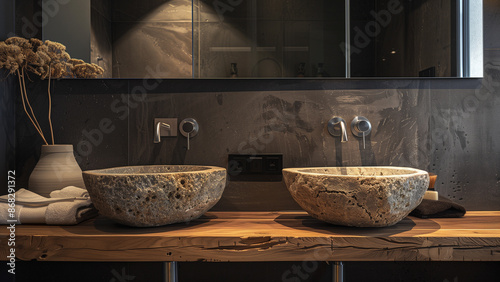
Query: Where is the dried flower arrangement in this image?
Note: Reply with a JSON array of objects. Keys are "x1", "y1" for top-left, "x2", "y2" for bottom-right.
[{"x1": 0, "y1": 37, "x2": 104, "y2": 145}]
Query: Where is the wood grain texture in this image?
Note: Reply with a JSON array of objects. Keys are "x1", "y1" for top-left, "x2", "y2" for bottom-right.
[{"x1": 1, "y1": 211, "x2": 499, "y2": 262}]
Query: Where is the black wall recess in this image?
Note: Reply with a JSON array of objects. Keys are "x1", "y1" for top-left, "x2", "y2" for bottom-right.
[{"x1": 228, "y1": 154, "x2": 283, "y2": 182}]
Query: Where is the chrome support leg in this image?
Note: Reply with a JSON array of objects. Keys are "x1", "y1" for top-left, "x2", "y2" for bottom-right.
[
  {"x1": 164, "y1": 261, "x2": 178, "y2": 282},
  {"x1": 332, "y1": 261, "x2": 344, "y2": 282}
]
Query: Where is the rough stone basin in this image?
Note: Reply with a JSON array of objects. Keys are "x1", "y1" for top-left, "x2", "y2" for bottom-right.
[
  {"x1": 282, "y1": 167, "x2": 429, "y2": 227},
  {"x1": 83, "y1": 165, "x2": 226, "y2": 227}
]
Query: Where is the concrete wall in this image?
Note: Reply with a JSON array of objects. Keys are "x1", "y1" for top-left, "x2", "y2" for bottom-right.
[{"x1": 111, "y1": 0, "x2": 193, "y2": 78}]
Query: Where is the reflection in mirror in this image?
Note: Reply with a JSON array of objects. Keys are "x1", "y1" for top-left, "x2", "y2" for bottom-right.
[
  {"x1": 348, "y1": 0, "x2": 483, "y2": 78},
  {"x1": 43, "y1": 0, "x2": 482, "y2": 79},
  {"x1": 90, "y1": 0, "x2": 194, "y2": 78},
  {"x1": 193, "y1": 0, "x2": 345, "y2": 78},
  {"x1": 349, "y1": 0, "x2": 456, "y2": 77}
]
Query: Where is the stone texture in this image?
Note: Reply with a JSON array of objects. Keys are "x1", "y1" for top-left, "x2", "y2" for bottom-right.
[
  {"x1": 83, "y1": 165, "x2": 226, "y2": 227},
  {"x1": 283, "y1": 167, "x2": 429, "y2": 227}
]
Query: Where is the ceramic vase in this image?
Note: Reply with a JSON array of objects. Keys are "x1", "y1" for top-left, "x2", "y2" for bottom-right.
[{"x1": 28, "y1": 144, "x2": 85, "y2": 197}]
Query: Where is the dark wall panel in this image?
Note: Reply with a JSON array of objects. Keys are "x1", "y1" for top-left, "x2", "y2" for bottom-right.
[
  {"x1": 0, "y1": 0, "x2": 16, "y2": 197},
  {"x1": 17, "y1": 76, "x2": 500, "y2": 211},
  {"x1": 126, "y1": 87, "x2": 430, "y2": 210},
  {"x1": 0, "y1": 0, "x2": 14, "y2": 39}
]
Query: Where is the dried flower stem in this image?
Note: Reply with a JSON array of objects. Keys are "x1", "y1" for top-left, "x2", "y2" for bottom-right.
[
  {"x1": 17, "y1": 69, "x2": 48, "y2": 145},
  {"x1": 2, "y1": 37, "x2": 104, "y2": 146},
  {"x1": 21, "y1": 70, "x2": 46, "y2": 142},
  {"x1": 48, "y1": 66, "x2": 54, "y2": 145}
]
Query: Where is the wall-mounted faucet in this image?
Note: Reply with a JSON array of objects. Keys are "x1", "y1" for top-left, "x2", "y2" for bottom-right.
[
  {"x1": 179, "y1": 118, "x2": 199, "y2": 150},
  {"x1": 351, "y1": 116, "x2": 372, "y2": 149},
  {"x1": 153, "y1": 118, "x2": 178, "y2": 143},
  {"x1": 327, "y1": 117, "x2": 348, "y2": 143},
  {"x1": 154, "y1": 122, "x2": 170, "y2": 143}
]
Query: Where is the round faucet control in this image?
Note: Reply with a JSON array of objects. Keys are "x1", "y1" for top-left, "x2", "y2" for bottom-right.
[
  {"x1": 182, "y1": 121, "x2": 194, "y2": 133},
  {"x1": 357, "y1": 120, "x2": 370, "y2": 132},
  {"x1": 179, "y1": 118, "x2": 199, "y2": 150},
  {"x1": 351, "y1": 116, "x2": 372, "y2": 149}
]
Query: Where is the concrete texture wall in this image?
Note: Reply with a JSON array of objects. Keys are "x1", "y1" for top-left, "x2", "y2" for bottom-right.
[
  {"x1": 430, "y1": 0, "x2": 500, "y2": 210},
  {"x1": 15, "y1": 77, "x2": 499, "y2": 211},
  {"x1": 111, "y1": 0, "x2": 193, "y2": 78}
]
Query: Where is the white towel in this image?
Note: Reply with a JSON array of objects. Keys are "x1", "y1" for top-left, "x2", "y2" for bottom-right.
[
  {"x1": 0, "y1": 188, "x2": 98, "y2": 225},
  {"x1": 49, "y1": 186, "x2": 89, "y2": 198}
]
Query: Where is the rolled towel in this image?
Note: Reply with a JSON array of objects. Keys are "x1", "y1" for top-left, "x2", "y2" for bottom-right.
[{"x1": 50, "y1": 186, "x2": 88, "y2": 198}]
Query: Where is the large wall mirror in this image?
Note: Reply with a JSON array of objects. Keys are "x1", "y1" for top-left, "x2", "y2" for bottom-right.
[{"x1": 43, "y1": 0, "x2": 483, "y2": 79}]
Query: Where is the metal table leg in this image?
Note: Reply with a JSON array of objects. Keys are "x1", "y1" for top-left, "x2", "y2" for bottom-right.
[
  {"x1": 332, "y1": 261, "x2": 344, "y2": 282},
  {"x1": 163, "y1": 261, "x2": 340, "y2": 281},
  {"x1": 164, "y1": 261, "x2": 178, "y2": 282}
]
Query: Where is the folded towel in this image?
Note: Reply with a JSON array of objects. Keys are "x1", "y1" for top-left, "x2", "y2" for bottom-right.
[
  {"x1": 410, "y1": 194, "x2": 466, "y2": 218},
  {"x1": 0, "y1": 188, "x2": 88, "y2": 207},
  {"x1": 50, "y1": 186, "x2": 89, "y2": 198},
  {"x1": 45, "y1": 199, "x2": 98, "y2": 225},
  {"x1": 0, "y1": 188, "x2": 97, "y2": 225}
]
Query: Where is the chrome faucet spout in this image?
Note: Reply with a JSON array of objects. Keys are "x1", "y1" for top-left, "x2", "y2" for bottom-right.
[
  {"x1": 154, "y1": 122, "x2": 171, "y2": 143},
  {"x1": 339, "y1": 120, "x2": 348, "y2": 143},
  {"x1": 328, "y1": 117, "x2": 348, "y2": 143}
]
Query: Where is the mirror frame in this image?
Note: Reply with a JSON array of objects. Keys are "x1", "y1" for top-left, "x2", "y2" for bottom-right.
[{"x1": 461, "y1": 0, "x2": 483, "y2": 78}]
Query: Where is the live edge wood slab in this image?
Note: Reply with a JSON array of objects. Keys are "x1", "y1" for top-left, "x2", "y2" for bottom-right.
[{"x1": 1, "y1": 211, "x2": 500, "y2": 262}]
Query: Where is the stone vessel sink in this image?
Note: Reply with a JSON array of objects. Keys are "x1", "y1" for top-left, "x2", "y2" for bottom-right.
[
  {"x1": 282, "y1": 167, "x2": 429, "y2": 227},
  {"x1": 83, "y1": 165, "x2": 226, "y2": 227}
]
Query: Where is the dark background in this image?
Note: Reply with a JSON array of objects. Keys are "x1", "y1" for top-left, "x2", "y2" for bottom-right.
[{"x1": 1, "y1": 0, "x2": 499, "y2": 281}]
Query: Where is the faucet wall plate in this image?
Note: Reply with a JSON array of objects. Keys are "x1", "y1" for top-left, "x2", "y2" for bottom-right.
[
  {"x1": 154, "y1": 118, "x2": 178, "y2": 137},
  {"x1": 350, "y1": 116, "x2": 372, "y2": 137},
  {"x1": 179, "y1": 118, "x2": 199, "y2": 138},
  {"x1": 351, "y1": 116, "x2": 372, "y2": 149}
]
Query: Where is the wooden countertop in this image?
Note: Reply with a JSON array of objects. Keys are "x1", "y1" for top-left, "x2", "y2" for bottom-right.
[{"x1": 1, "y1": 211, "x2": 500, "y2": 262}]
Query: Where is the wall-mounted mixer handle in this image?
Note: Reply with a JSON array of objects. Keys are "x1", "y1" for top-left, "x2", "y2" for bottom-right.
[
  {"x1": 180, "y1": 118, "x2": 199, "y2": 150},
  {"x1": 351, "y1": 116, "x2": 372, "y2": 149}
]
